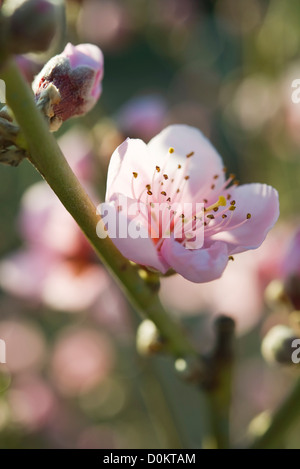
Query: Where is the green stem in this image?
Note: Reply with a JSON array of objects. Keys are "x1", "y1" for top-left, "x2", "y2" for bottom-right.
[
  {"x1": 0, "y1": 58, "x2": 196, "y2": 359},
  {"x1": 202, "y1": 316, "x2": 235, "y2": 449},
  {"x1": 250, "y1": 376, "x2": 300, "y2": 449}
]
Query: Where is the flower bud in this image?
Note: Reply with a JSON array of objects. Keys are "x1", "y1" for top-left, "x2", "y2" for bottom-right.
[
  {"x1": 136, "y1": 319, "x2": 164, "y2": 356},
  {"x1": 261, "y1": 325, "x2": 299, "y2": 365},
  {"x1": 6, "y1": 0, "x2": 60, "y2": 54},
  {"x1": 32, "y1": 43, "x2": 104, "y2": 129}
]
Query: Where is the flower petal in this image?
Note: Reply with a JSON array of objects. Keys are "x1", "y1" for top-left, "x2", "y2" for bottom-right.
[
  {"x1": 147, "y1": 124, "x2": 225, "y2": 201},
  {"x1": 98, "y1": 197, "x2": 169, "y2": 273},
  {"x1": 105, "y1": 138, "x2": 152, "y2": 201},
  {"x1": 161, "y1": 238, "x2": 228, "y2": 283},
  {"x1": 62, "y1": 43, "x2": 104, "y2": 74},
  {"x1": 212, "y1": 184, "x2": 279, "y2": 254}
]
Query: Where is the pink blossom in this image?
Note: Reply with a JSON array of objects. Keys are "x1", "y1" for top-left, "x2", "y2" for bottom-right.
[
  {"x1": 50, "y1": 327, "x2": 114, "y2": 397},
  {"x1": 0, "y1": 129, "x2": 130, "y2": 333},
  {"x1": 103, "y1": 125, "x2": 279, "y2": 283},
  {"x1": 116, "y1": 94, "x2": 168, "y2": 141},
  {"x1": 32, "y1": 42, "x2": 104, "y2": 122}
]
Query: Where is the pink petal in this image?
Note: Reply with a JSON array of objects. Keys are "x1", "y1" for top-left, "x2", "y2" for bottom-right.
[
  {"x1": 212, "y1": 184, "x2": 279, "y2": 255},
  {"x1": 161, "y1": 238, "x2": 229, "y2": 283},
  {"x1": 147, "y1": 125, "x2": 225, "y2": 201},
  {"x1": 99, "y1": 197, "x2": 169, "y2": 273},
  {"x1": 42, "y1": 261, "x2": 109, "y2": 313},
  {"x1": 105, "y1": 138, "x2": 152, "y2": 201},
  {"x1": 62, "y1": 43, "x2": 104, "y2": 75},
  {"x1": 0, "y1": 248, "x2": 55, "y2": 303}
]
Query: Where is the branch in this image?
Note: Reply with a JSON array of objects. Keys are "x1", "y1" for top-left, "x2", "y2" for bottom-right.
[{"x1": 0, "y1": 58, "x2": 196, "y2": 359}]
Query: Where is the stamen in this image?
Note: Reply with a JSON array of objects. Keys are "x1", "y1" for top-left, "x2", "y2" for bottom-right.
[
  {"x1": 147, "y1": 190, "x2": 153, "y2": 196},
  {"x1": 178, "y1": 164, "x2": 181, "y2": 169},
  {"x1": 230, "y1": 200, "x2": 236, "y2": 205},
  {"x1": 156, "y1": 166, "x2": 160, "y2": 172},
  {"x1": 186, "y1": 151, "x2": 194, "y2": 158},
  {"x1": 132, "y1": 172, "x2": 138, "y2": 178},
  {"x1": 161, "y1": 191, "x2": 166, "y2": 196},
  {"x1": 163, "y1": 174, "x2": 169, "y2": 179},
  {"x1": 228, "y1": 256, "x2": 234, "y2": 261},
  {"x1": 184, "y1": 176, "x2": 190, "y2": 180},
  {"x1": 247, "y1": 213, "x2": 251, "y2": 219},
  {"x1": 207, "y1": 214, "x2": 215, "y2": 219},
  {"x1": 205, "y1": 196, "x2": 227, "y2": 213},
  {"x1": 169, "y1": 147, "x2": 175, "y2": 154},
  {"x1": 229, "y1": 206, "x2": 236, "y2": 211}
]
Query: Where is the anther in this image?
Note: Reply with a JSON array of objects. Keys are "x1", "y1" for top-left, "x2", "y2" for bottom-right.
[
  {"x1": 186, "y1": 151, "x2": 194, "y2": 158},
  {"x1": 230, "y1": 200, "x2": 236, "y2": 205},
  {"x1": 229, "y1": 206, "x2": 236, "y2": 211},
  {"x1": 207, "y1": 214, "x2": 215, "y2": 219},
  {"x1": 161, "y1": 191, "x2": 167, "y2": 196},
  {"x1": 214, "y1": 174, "x2": 219, "y2": 179},
  {"x1": 156, "y1": 166, "x2": 160, "y2": 172},
  {"x1": 169, "y1": 147, "x2": 175, "y2": 154},
  {"x1": 246, "y1": 213, "x2": 251, "y2": 219},
  {"x1": 178, "y1": 164, "x2": 181, "y2": 169},
  {"x1": 228, "y1": 256, "x2": 234, "y2": 261},
  {"x1": 211, "y1": 184, "x2": 215, "y2": 190},
  {"x1": 147, "y1": 190, "x2": 153, "y2": 196},
  {"x1": 222, "y1": 214, "x2": 227, "y2": 219},
  {"x1": 163, "y1": 174, "x2": 168, "y2": 179},
  {"x1": 184, "y1": 176, "x2": 190, "y2": 180},
  {"x1": 132, "y1": 172, "x2": 138, "y2": 178}
]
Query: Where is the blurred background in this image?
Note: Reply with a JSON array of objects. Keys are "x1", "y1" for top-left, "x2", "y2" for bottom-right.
[{"x1": 0, "y1": 0, "x2": 300, "y2": 449}]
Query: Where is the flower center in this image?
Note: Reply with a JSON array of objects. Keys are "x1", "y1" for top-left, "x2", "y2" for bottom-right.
[{"x1": 130, "y1": 147, "x2": 252, "y2": 253}]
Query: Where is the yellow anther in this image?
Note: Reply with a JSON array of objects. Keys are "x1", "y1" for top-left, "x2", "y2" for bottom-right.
[
  {"x1": 169, "y1": 147, "x2": 175, "y2": 154},
  {"x1": 205, "y1": 196, "x2": 227, "y2": 213}
]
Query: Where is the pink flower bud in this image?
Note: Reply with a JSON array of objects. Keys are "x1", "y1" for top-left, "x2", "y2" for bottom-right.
[{"x1": 32, "y1": 43, "x2": 104, "y2": 123}]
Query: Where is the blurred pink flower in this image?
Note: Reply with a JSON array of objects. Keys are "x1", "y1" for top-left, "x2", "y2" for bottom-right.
[
  {"x1": 103, "y1": 124, "x2": 279, "y2": 283},
  {"x1": 116, "y1": 94, "x2": 168, "y2": 141},
  {"x1": 0, "y1": 320, "x2": 46, "y2": 374},
  {"x1": 50, "y1": 327, "x2": 114, "y2": 397},
  {"x1": 15, "y1": 54, "x2": 42, "y2": 83},
  {"x1": 77, "y1": 0, "x2": 133, "y2": 52},
  {"x1": 0, "y1": 128, "x2": 130, "y2": 333},
  {"x1": 32, "y1": 42, "x2": 104, "y2": 122},
  {"x1": 8, "y1": 375, "x2": 56, "y2": 431}
]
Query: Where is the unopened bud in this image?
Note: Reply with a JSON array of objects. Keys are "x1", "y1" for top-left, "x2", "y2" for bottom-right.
[
  {"x1": 261, "y1": 325, "x2": 299, "y2": 365},
  {"x1": 32, "y1": 43, "x2": 104, "y2": 129},
  {"x1": 136, "y1": 319, "x2": 164, "y2": 356},
  {"x1": 5, "y1": 0, "x2": 60, "y2": 54}
]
